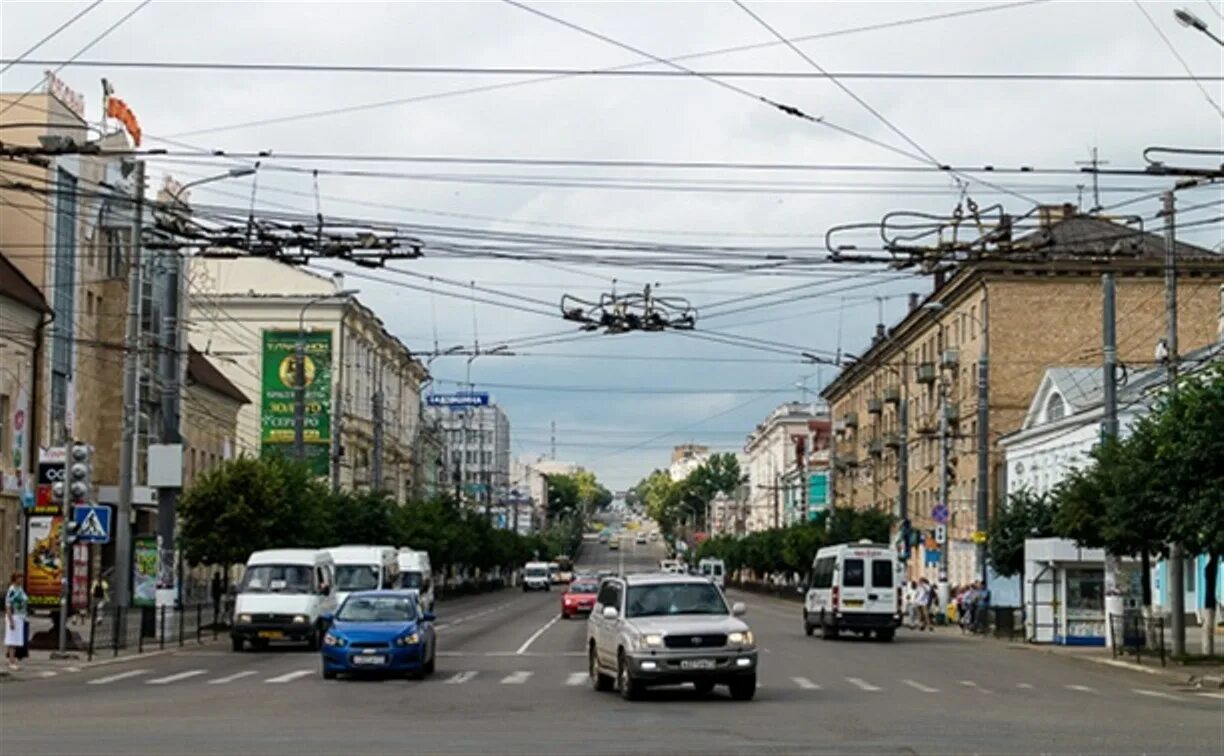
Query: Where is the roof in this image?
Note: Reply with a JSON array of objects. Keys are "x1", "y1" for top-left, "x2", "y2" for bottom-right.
[
  {"x1": 617, "y1": 572, "x2": 712, "y2": 586},
  {"x1": 187, "y1": 347, "x2": 250, "y2": 404},
  {"x1": 247, "y1": 548, "x2": 329, "y2": 565},
  {"x1": 0, "y1": 251, "x2": 51, "y2": 314}
]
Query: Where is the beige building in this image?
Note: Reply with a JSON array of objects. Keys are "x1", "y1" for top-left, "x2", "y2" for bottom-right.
[
  {"x1": 182, "y1": 348, "x2": 249, "y2": 488},
  {"x1": 743, "y1": 402, "x2": 826, "y2": 532},
  {"x1": 822, "y1": 209, "x2": 1224, "y2": 586},
  {"x1": 187, "y1": 257, "x2": 428, "y2": 499}
]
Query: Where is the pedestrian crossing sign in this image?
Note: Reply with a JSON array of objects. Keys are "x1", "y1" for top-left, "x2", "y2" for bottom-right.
[{"x1": 73, "y1": 504, "x2": 111, "y2": 544}]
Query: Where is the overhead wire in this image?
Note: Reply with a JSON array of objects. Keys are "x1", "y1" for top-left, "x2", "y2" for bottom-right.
[
  {"x1": 1132, "y1": 0, "x2": 1224, "y2": 118},
  {"x1": 0, "y1": 0, "x2": 106, "y2": 76}
]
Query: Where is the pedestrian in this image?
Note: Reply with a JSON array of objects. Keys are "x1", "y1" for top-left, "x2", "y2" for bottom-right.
[
  {"x1": 211, "y1": 571, "x2": 225, "y2": 622},
  {"x1": 973, "y1": 580, "x2": 991, "y2": 634},
  {"x1": 924, "y1": 578, "x2": 938, "y2": 630},
  {"x1": 905, "y1": 580, "x2": 919, "y2": 629},
  {"x1": 6, "y1": 571, "x2": 29, "y2": 670},
  {"x1": 915, "y1": 578, "x2": 931, "y2": 631}
]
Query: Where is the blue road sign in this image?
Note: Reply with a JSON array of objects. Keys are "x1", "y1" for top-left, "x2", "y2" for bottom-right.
[
  {"x1": 73, "y1": 504, "x2": 111, "y2": 544},
  {"x1": 932, "y1": 504, "x2": 949, "y2": 525}
]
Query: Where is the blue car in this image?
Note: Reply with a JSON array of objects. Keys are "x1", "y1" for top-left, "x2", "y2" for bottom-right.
[{"x1": 320, "y1": 591, "x2": 436, "y2": 680}]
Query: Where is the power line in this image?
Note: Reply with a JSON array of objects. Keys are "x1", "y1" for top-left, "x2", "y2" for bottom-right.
[
  {"x1": 1132, "y1": 0, "x2": 1224, "y2": 118},
  {"x1": 0, "y1": 0, "x2": 105, "y2": 75}
]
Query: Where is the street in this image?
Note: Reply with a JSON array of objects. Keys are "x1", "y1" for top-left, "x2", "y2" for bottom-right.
[{"x1": 2, "y1": 541, "x2": 1220, "y2": 755}]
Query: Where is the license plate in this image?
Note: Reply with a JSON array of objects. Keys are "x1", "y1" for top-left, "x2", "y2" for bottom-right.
[
  {"x1": 680, "y1": 659, "x2": 716, "y2": 670},
  {"x1": 257, "y1": 630, "x2": 283, "y2": 640},
  {"x1": 844, "y1": 599, "x2": 864, "y2": 608},
  {"x1": 351, "y1": 655, "x2": 386, "y2": 666}
]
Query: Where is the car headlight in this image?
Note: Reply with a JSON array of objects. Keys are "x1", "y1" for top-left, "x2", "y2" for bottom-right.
[
  {"x1": 642, "y1": 633, "x2": 664, "y2": 648},
  {"x1": 292, "y1": 615, "x2": 309, "y2": 625},
  {"x1": 323, "y1": 633, "x2": 346, "y2": 647},
  {"x1": 395, "y1": 633, "x2": 421, "y2": 647},
  {"x1": 237, "y1": 614, "x2": 251, "y2": 624},
  {"x1": 727, "y1": 630, "x2": 755, "y2": 647}
]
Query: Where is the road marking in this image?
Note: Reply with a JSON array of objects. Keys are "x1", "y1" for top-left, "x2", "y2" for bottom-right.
[
  {"x1": 434, "y1": 623, "x2": 450, "y2": 630},
  {"x1": 959, "y1": 680, "x2": 991, "y2": 694},
  {"x1": 845, "y1": 677, "x2": 881, "y2": 691},
  {"x1": 902, "y1": 679, "x2": 939, "y2": 693},
  {"x1": 265, "y1": 669, "x2": 313, "y2": 684},
  {"x1": 1066, "y1": 684, "x2": 1096, "y2": 693},
  {"x1": 38, "y1": 671, "x2": 58, "y2": 678},
  {"x1": 792, "y1": 676, "x2": 821, "y2": 690},
  {"x1": 516, "y1": 614, "x2": 561, "y2": 655},
  {"x1": 566, "y1": 672, "x2": 587, "y2": 686},
  {"x1": 147, "y1": 669, "x2": 207, "y2": 685},
  {"x1": 1195, "y1": 692, "x2": 1224, "y2": 700},
  {"x1": 1133, "y1": 688, "x2": 1181, "y2": 700},
  {"x1": 207, "y1": 670, "x2": 257, "y2": 685},
  {"x1": 87, "y1": 669, "x2": 150, "y2": 685},
  {"x1": 500, "y1": 671, "x2": 533, "y2": 685},
  {"x1": 445, "y1": 671, "x2": 478, "y2": 685},
  {"x1": 1016, "y1": 683, "x2": 1034, "y2": 689}
]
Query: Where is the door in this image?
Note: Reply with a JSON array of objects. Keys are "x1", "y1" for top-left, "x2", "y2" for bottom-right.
[
  {"x1": 593, "y1": 581, "x2": 622, "y2": 668},
  {"x1": 839, "y1": 557, "x2": 868, "y2": 613},
  {"x1": 867, "y1": 557, "x2": 896, "y2": 615}
]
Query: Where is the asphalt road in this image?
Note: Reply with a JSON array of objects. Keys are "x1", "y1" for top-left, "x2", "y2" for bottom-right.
[{"x1": 2, "y1": 538, "x2": 1221, "y2": 755}]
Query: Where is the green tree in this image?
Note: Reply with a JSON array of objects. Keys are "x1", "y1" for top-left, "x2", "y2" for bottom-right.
[
  {"x1": 326, "y1": 489, "x2": 396, "y2": 545},
  {"x1": 986, "y1": 489, "x2": 1057, "y2": 590}
]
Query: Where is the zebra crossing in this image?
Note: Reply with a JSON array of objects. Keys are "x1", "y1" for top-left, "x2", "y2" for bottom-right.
[{"x1": 74, "y1": 665, "x2": 1224, "y2": 705}]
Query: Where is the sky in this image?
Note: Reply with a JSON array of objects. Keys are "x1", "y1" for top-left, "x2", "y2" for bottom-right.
[{"x1": 3, "y1": 0, "x2": 1222, "y2": 489}]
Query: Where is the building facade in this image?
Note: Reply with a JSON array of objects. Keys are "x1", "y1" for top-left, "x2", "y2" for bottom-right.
[
  {"x1": 743, "y1": 402, "x2": 828, "y2": 532},
  {"x1": 821, "y1": 209, "x2": 1224, "y2": 586},
  {"x1": 668, "y1": 443, "x2": 709, "y2": 482},
  {"x1": 425, "y1": 400, "x2": 511, "y2": 509},
  {"x1": 182, "y1": 348, "x2": 249, "y2": 488},
  {"x1": 187, "y1": 257, "x2": 428, "y2": 499}
]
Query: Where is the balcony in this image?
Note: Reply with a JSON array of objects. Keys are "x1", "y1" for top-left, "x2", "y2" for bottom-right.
[
  {"x1": 915, "y1": 413, "x2": 938, "y2": 436},
  {"x1": 866, "y1": 398, "x2": 883, "y2": 415},
  {"x1": 868, "y1": 439, "x2": 885, "y2": 457},
  {"x1": 883, "y1": 386, "x2": 902, "y2": 404},
  {"x1": 843, "y1": 412, "x2": 859, "y2": 429},
  {"x1": 944, "y1": 402, "x2": 961, "y2": 424},
  {"x1": 941, "y1": 349, "x2": 960, "y2": 369},
  {"x1": 834, "y1": 453, "x2": 859, "y2": 470},
  {"x1": 916, "y1": 362, "x2": 937, "y2": 384}
]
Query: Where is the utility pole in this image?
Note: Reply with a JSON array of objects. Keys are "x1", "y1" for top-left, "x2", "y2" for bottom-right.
[
  {"x1": 372, "y1": 358, "x2": 384, "y2": 491},
  {"x1": 1163, "y1": 190, "x2": 1185, "y2": 657},
  {"x1": 293, "y1": 333, "x2": 307, "y2": 461},
  {"x1": 550, "y1": 420, "x2": 556, "y2": 460},
  {"x1": 975, "y1": 295, "x2": 990, "y2": 586},
  {"x1": 897, "y1": 390, "x2": 909, "y2": 554},
  {"x1": 332, "y1": 319, "x2": 346, "y2": 494},
  {"x1": 114, "y1": 159, "x2": 145, "y2": 634},
  {"x1": 1101, "y1": 273, "x2": 1124, "y2": 648},
  {"x1": 937, "y1": 374, "x2": 950, "y2": 612},
  {"x1": 157, "y1": 223, "x2": 186, "y2": 611}
]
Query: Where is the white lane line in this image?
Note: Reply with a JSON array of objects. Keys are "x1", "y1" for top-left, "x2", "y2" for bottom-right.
[
  {"x1": 500, "y1": 671, "x2": 533, "y2": 685},
  {"x1": 265, "y1": 669, "x2": 313, "y2": 684},
  {"x1": 147, "y1": 669, "x2": 207, "y2": 685},
  {"x1": 1066, "y1": 684, "x2": 1096, "y2": 693},
  {"x1": 1016, "y1": 683, "x2": 1034, "y2": 689},
  {"x1": 445, "y1": 671, "x2": 478, "y2": 685},
  {"x1": 433, "y1": 623, "x2": 450, "y2": 630},
  {"x1": 845, "y1": 677, "x2": 881, "y2": 691},
  {"x1": 516, "y1": 614, "x2": 561, "y2": 655},
  {"x1": 38, "y1": 671, "x2": 58, "y2": 678},
  {"x1": 959, "y1": 680, "x2": 992, "y2": 694},
  {"x1": 565, "y1": 672, "x2": 587, "y2": 686},
  {"x1": 207, "y1": 670, "x2": 257, "y2": 685},
  {"x1": 902, "y1": 679, "x2": 939, "y2": 693},
  {"x1": 1133, "y1": 688, "x2": 1181, "y2": 700},
  {"x1": 1195, "y1": 692, "x2": 1224, "y2": 700},
  {"x1": 87, "y1": 669, "x2": 150, "y2": 685},
  {"x1": 792, "y1": 676, "x2": 821, "y2": 690}
]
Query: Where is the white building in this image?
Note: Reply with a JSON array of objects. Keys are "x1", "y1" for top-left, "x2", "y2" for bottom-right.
[
  {"x1": 743, "y1": 402, "x2": 828, "y2": 532},
  {"x1": 668, "y1": 444, "x2": 709, "y2": 482},
  {"x1": 424, "y1": 399, "x2": 510, "y2": 510},
  {"x1": 187, "y1": 258, "x2": 428, "y2": 499},
  {"x1": 509, "y1": 456, "x2": 549, "y2": 534}
]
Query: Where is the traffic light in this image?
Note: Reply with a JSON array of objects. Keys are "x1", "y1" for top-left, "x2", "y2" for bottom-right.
[{"x1": 69, "y1": 442, "x2": 92, "y2": 503}]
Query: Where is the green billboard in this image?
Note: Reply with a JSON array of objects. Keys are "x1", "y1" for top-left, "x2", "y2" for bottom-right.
[{"x1": 261, "y1": 329, "x2": 332, "y2": 476}]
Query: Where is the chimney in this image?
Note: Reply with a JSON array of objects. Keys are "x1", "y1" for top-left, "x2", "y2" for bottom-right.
[
  {"x1": 908, "y1": 292, "x2": 920, "y2": 312},
  {"x1": 873, "y1": 323, "x2": 886, "y2": 345},
  {"x1": 331, "y1": 271, "x2": 345, "y2": 291}
]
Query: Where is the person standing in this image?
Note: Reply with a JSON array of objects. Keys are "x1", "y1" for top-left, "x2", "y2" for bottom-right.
[
  {"x1": 915, "y1": 578, "x2": 931, "y2": 631},
  {"x1": 210, "y1": 571, "x2": 225, "y2": 623},
  {"x1": 6, "y1": 572, "x2": 29, "y2": 670}
]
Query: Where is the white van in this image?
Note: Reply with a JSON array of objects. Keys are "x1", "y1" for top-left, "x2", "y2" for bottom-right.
[
  {"x1": 523, "y1": 561, "x2": 551, "y2": 592},
  {"x1": 231, "y1": 549, "x2": 336, "y2": 652},
  {"x1": 326, "y1": 545, "x2": 400, "y2": 607},
  {"x1": 659, "y1": 559, "x2": 685, "y2": 575},
  {"x1": 699, "y1": 557, "x2": 726, "y2": 588},
  {"x1": 397, "y1": 548, "x2": 435, "y2": 612},
  {"x1": 803, "y1": 540, "x2": 902, "y2": 641}
]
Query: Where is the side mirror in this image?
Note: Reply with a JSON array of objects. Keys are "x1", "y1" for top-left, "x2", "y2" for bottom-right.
[
  {"x1": 731, "y1": 602, "x2": 747, "y2": 617},
  {"x1": 796, "y1": 586, "x2": 806, "y2": 595},
  {"x1": 319, "y1": 612, "x2": 334, "y2": 625},
  {"x1": 423, "y1": 612, "x2": 436, "y2": 623},
  {"x1": 602, "y1": 606, "x2": 619, "y2": 620}
]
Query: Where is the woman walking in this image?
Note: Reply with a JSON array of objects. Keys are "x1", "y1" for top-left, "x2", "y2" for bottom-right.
[{"x1": 6, "y1": 571, "x2": 29, "y2": 670}]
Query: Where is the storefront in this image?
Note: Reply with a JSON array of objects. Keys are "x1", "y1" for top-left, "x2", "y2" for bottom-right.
[{"x1": 1024, "y1": 538, "x2": 1141, "y2": 646}]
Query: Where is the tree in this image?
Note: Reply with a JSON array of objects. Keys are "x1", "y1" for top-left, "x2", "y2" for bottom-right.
[
  {"x1": 545, "y1": 474, "x2": 580, "y2": 517},
  {"x1": 987, "y1": 489, "x2": 1057, "y2": 590},
  {"x1": 327, "y1": 489, "x2": 396, "y2": 545}
]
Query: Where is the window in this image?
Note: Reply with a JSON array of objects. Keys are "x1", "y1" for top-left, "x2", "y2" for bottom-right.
[
  {"x1": 842, "y1": 558, "x2": 865, "y2": 587},
  {"x1": 0, "y1": 394, "x2": 9, "y2": 460},
  {"x1": 596, "y1": 581, "x2": 620, "y2": 609},
  {"x1": 812, "y1": 557, "x2": 836, "y2": 589},
  {"x1": 626, "y1": 583, "x2": 728, "y2": 617},
  {"x1": 872, "y1": 560, "x2": 894, "y2": 588},
  {"x1": 1046, "y1": 393, "x2": 1066, "y2": 422}
]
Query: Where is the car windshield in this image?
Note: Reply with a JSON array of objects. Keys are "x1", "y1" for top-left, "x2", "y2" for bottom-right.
[
  {"x1": 569, "y1": 582, "x2": 598, "y2": 594},
  {"x1": 400, "y1": 571, "x2": 424, "y2": 589},
  {"x1": 334, "y1": 565, "x2": 380, "y2": 591},
  {"x1": 336, "y1": 595, "x2": 417, "y2": 622},
  {"x1": 240, "y1": 565, "x2": 313, "y2": 594},
  {"x1": 526, "y1": 567, "x2": 547, "y2": 577},
  {"x1": 626, "y1": 583, "x2": 728, "y2": 618}
]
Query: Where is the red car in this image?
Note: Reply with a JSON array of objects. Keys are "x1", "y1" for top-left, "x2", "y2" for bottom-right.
[{"x1": 561, "y1": 579, "x2": 600, "y2": 619}]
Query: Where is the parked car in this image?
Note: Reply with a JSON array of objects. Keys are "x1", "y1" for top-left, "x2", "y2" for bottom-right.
[
  {"x1": 562, "y1": 578, "x2": 600, "y2": 619},
  {"x1": 320, "y1": 591, "x2": 436, "y2": 679},
  {"x1": 587, "y1": 573, "x2": 757, "y2": 701},
  {"x1": 803, "y1": 540, "x2": 902, "y2": 641},
  {"x1": 232, "y1": 549, "x2": 337, "y2": 652}
]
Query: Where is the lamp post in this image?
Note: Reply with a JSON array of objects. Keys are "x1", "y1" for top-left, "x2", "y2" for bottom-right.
[
  {"x1": 295, "y1": 290, "x2": 359, "y2": 465},
  {"x1": 1174, "y1": 8, "x2": 1224, "y2": 46},
  {"x1": 170, "y1": 167, "x2": 257, "y2": 206}
]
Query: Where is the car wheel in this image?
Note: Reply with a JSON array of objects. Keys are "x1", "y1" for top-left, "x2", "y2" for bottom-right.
[
  {"x1": 590, "y1": 646, "x2": 613, "y2": 692},
  {"x1": 322, "y1": 667, "x2": 337, "y2": 680},
  {"x1": 728, "y1": 675, "x2": 756, "y2": 701},
  {"x1": 424, "y1": 643, "x2": 436, "y2": 675},
  {"x1": 820, "y1": 614, "x2": 837, "y2": 640},
  {"x1": 803, "y1": 611, "x2": 814, "y2": 637},
  {"x1": 231, "y1": 636, "x2": 244, "y2": 653},
  {"x1": 251, "y1": 638, "x2": 270, "y2": 651},
  {"x1": 306, "y1": 627, "x2": 321, "y2": 651},
  {"x1": 617, "y1": 652, "x2": 641, "y2": 701},
  {"x1": 693, "y1": 681, "x2": 715, "y2": 696},
  {"x1": 523, "y1": 585, "x2": 529, "y2": 592},
  {"x1": 876, "y1": 628, "x2": 895, "y2": 643}
]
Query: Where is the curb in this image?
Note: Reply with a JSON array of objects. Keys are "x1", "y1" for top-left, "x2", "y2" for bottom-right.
[
  {"x1": 1006, "y1": 641, "x2": 1224, "y2": 686},
  {"x1": 0, "y1": 636, "x2": 226, "y2": 682}
]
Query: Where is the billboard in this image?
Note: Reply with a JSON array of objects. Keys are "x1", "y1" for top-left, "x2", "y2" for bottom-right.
[
  {"x1": 133, "y1": 535, "x2": 158, "y2": 608},
  {"x1": 25, "y1": 516, "x2": 63, "y2": 607},
  {"x1": 260, "y1": 330, "x2": 332, "y2": 476},
  {"x1": 426, "y1": 392, "x2": 489, "y2": 408}
]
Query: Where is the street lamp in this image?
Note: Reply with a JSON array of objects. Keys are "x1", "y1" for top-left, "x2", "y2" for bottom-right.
[
  {"x1": 170, "y1": 166, "x2": 258, "y2": 207},
  {"x1": 1174, "y1": 8, "x2": 1224, "y2": 46},
  {"x1": 294, "y1": 289, "x2": 359, "y2": 462}
]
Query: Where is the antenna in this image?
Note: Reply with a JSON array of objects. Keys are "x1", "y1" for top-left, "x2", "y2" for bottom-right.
[{"x1": 1075, "y1": 147, "x2": 1109, "y2": 213}]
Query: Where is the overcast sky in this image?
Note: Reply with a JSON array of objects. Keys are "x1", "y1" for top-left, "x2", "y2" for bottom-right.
[{"x1": 3, "y1": 1, "x2": 1222, "y2": 489}]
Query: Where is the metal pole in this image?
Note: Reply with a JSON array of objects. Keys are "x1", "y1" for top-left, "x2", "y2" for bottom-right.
[
  {"x1": 114, "y1": 160, "x2": 144, "y2": 637},
  {"x1": 976, "y1": 295, "x2": 990, "y2": 586},
  {"x1": 332, "y1": 316, "x2": 345, "y2": 493},
  {"x1": 372, "y1": 357, "x2": 384, "y2": 490},
  {"x1": 897, "y1": 395, "x2": 908, "y2": 537},
  {"x1": 1102, "y1": 272, "x2": 1124, "y2": 648},
  {"x1": 293, "y1": 330, "x2": 306, "y2": 461},
  {"x1": 57, "y1": 446, "x2": 72, "y2": 654},
  {"x1": 938, "y1": 376, "x2": 950, "y2": 612},
  {"x1": 157, "y1": 237, "x2": 185, "y2": 613},
  {"x1": 1163, "y1": 190, "x2": 1185, "y2": 657}
]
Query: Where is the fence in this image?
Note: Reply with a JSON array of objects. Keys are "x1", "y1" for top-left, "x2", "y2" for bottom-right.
[
  {"x1": 1108, "y1": 612, "x2": 1167, "y2": 667},
  {"x1": 85, "y1": 598, "x2": 234, "y2": 662}
]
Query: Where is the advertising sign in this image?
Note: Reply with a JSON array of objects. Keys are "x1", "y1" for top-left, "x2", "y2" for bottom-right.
[
  {"x1": 34, "y1": 453, "x2": 66, "y2": 515},
  {"x1": 426, "y1": 392, "x2": 490, "y2": 408},
  {"x1": 72, "y1": 543, "x2": 89, "y2": 610},
  {"x1": 25, "y1": 516, "x2": 63, "y2": 607},
  {"x1": 3, "y1": 388, "x2": 29, "y2": 494},
  {"x1": 132, "y1": 536, "x2": 158, "y2": 608},
  {"x1": 260, "y1": 330, "x2": 332, "y2": 476}
]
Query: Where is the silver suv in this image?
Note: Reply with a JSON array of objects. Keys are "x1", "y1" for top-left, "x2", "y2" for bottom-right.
[{"x1": 586, "y1": 573, "x2": 758, "y2": 701}]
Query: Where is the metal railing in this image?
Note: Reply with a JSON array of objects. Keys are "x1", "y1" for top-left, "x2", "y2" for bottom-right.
[
  {"x1": 1109, "y1": 612, "x2": 1167, "y2": 667},
  {"x1": 85, "y1": 598, "x2": 234, "y2": 662}
]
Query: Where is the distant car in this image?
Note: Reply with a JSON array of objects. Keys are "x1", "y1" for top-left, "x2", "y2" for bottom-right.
[
  {"x1": 523, "y1": 562, "x2": 552, "y2": 592},
  {"x1": 635, "y1": 534, "x2": 647, "y2": 545},
  {"x1": 562, "y1": 579, "x2": 600, "y2": 619},
  {"x1": 320, "y1": 591, "x2": 436, "y2": 680},
  {"x1": 598, "y1": 532, "x2": 610, "y2": 544},
  {"x1": 608, "y1": 539, "x2": 620, "y2": 551}
]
